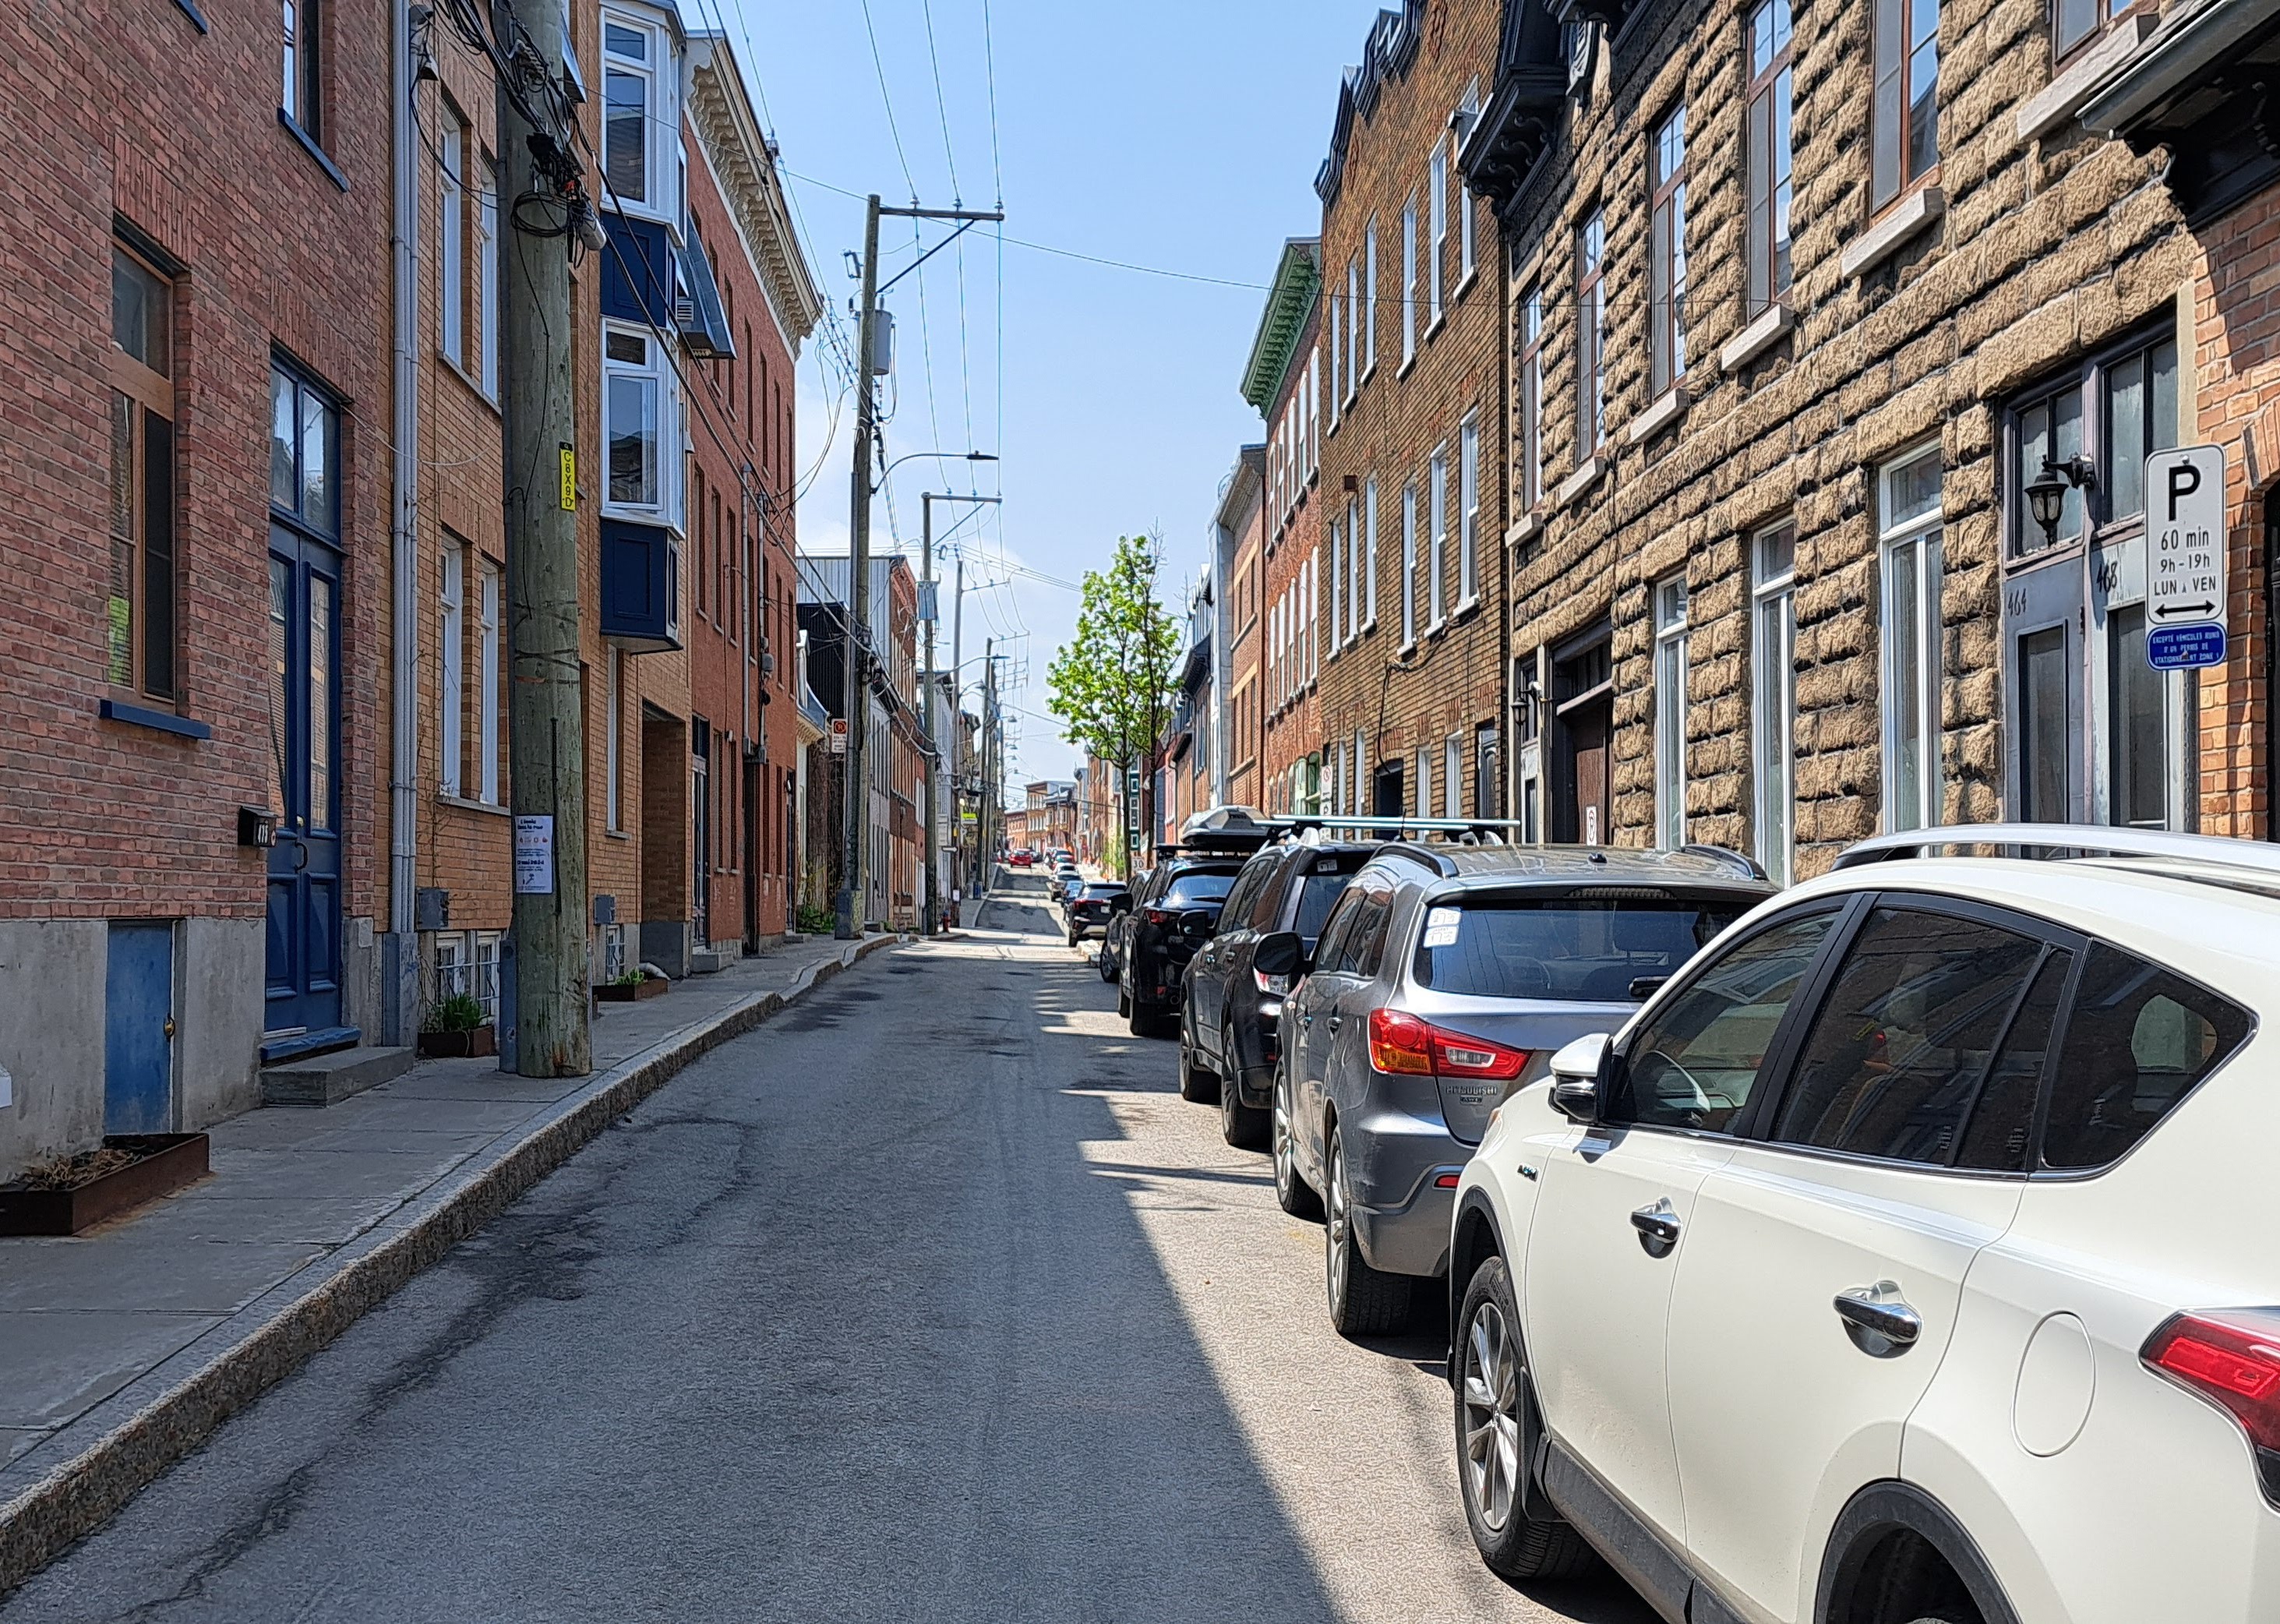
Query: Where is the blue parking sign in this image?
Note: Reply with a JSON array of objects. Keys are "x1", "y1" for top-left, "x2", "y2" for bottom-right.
[{"x1": 2147, "y1": 622, "x2": 2226, "y2": 670}]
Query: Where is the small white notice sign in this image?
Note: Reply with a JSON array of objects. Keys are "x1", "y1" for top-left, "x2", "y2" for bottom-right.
[
  {"x1": 514, "y1": 815, "x2": 556, "y2": 895},
  {"x1": 1422, "y1": 906, "x2": 1462, "y2": 949}
]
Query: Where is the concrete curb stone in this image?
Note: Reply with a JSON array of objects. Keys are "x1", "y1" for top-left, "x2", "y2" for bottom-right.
[{"x1": 0, "y1": 932, "x2": 909, "y2": 1596}]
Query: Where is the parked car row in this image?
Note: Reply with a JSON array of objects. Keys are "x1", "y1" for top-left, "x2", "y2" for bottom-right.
[{"x1": 1078, "y1": 809, "x2": 2280, "y2": 1624}]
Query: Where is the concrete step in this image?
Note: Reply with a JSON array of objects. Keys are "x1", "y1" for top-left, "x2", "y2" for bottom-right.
[
  {"x1": 690, "y1": 949, "x2": 728, "y2": 975},
  {"x1": 260, "y1": 1045, "x2": 417, "y2": 1108}
]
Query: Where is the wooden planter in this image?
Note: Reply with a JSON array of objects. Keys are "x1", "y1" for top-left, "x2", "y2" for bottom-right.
[
  {"x1": 596, "y1": 976, "x2": 669, "y2": 1002},
  {"x1": 0, "y1": 1134, "x2": 210, "y2": 1237},
  {"x1": 418, "y1": 1024, "x2": 496, "y2": 1059}
]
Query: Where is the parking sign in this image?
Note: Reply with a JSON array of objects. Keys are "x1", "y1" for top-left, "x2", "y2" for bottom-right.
[{"x1": 2145, "y1": 444, "x2": 2227, "y2": 670}]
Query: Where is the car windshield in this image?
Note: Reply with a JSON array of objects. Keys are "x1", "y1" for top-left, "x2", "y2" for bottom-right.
[
  {"x1": 1413, "y1": 896, "x2": 1746, "y2": 1001},
  {"x1": 1294, "y1": 872, "x2": 1354, "y2": 938},
  {"x1": 1162, "y1": 872, "x2": 1236, "y2": 908}
]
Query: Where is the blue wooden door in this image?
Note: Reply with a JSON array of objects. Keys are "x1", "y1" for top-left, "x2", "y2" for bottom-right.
[
  {"x1": 105, "y1": 921, "x2": 175, "y2": 1133},
  {"x1": 264, "y1": 528, "x2": 344, "y2": 1036}
]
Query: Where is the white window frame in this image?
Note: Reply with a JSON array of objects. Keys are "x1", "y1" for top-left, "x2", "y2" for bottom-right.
[
  {"x1": 1428, "y1": 446, "x2": 1449, "y2": 628},
  {"x1": 1354, "y1": 729, "x2": 1368, "y2": 816},
  {"x1": 439, "y1": 541, "x2": 464, "y2": 796},
  {"x1": 1364, "y1": 218, "x2": 1378, "y2": 376},
  {"x1": 1346, "y1": 258, "x2": 1361, "y2": 404},
  {"x1": 478, "y1": 150, "x2": 500, "y2": 398},
  {"x1": 1456, "y1": 89, "x2": 1478, "y2": 285},
  {"x1": 602, "y1": 320, "x2": 669, "y2": 519},
  {"x1": 1402, "y1": 196, "x2": 1419, "y2": 365},
  {"x1": 434, "y1": 930, "x2": 467, "y2": 1006},
  {"x1": 439, "y1": 115, "x2": 466, "y2": 366},
  {"x1": 1445, "y1": 733, "x2": 1462, "y2": 819},
  {"x1": 1329, "y1": 518, "x2": 1343, "y2": 655},
  {"x1": 1880, "y1": 445, "x2": 1945, "y2": 833},
  {"x1": 1752, "y1": 522, "x2": 1797, "y2": 884},
  {"x1": 600, "y1": 8, "x2": 674, "y2": 223},
  {"x1": 1654, "y1": 574, "x2": 1689, "y2": 847},
  {"x1": 1328, "y1": 294, "x2": 1343, "y2": 429},
  {"x1": 478, "y1": 557, "x2": 503, "y2": 804},
  {"x1": 1363, "y1": 475, "x2": 1378, "y2": 630},
  {"x1": 1458, "y1": 415, "x2": 1480, "y2": 607},
  {"x1": 1519, "y1": 288, "x2": 1544, "y2": 514},
  {"x1": 472, "y1": 930, "x2": 502, "y2": 1022},
  {"x1": 1401, "y1": 481, "x2": 1418, "y2": 648},
  {"x1": 1307, "y1": 550, "x2": 1319, "y2": 681},
  {"x1": 1429, "y1": 142, "x2": 1448, "y2": 329},
  {"x1": 1346, "y1": 496, "x2": 1361, "y2": 644},
  {"x1": 1417, "y1": 747, "x2": 1433, "y2": 817}
]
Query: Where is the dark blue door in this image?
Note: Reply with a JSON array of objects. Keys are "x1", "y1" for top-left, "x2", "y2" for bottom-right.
[
  {"x1": 105, "y1": 921, "x2": 175, "y2": 1133},
  {"x1": 264, "y1": 528, "x2": 344, "y2": 1036}
]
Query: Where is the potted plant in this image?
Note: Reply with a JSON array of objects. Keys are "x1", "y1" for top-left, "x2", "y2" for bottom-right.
[
  {"x1": 0, "y1": 1135, "x2": 211, "y2": 1235},
  {"x1": 595, "y1": 966, "x2": 669, "y2": 1002},
  {"x1": 418, "y1": 991, "x2": 496, "y2": 1057}
]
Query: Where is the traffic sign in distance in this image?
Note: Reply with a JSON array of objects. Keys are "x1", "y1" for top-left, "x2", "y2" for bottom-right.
[
  {"x1": 2145, "y1": 446, "x2": 2227, "y2": 662},
  {"x1": 2148, "y1": 622, "x2": 2226, "y2": 671}
]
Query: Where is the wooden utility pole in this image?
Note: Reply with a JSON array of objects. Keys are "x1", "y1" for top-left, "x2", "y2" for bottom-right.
[
  {"x1": 920, "y1": 492, "x2": 996, "y2": 934},
  {"x1": 500, "y1": 0, "x2": 589, "y2": 1075}
]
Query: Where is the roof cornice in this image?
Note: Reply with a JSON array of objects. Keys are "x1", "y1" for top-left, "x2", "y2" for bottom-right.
[
  {"x1": 1239, "y1": 239, "x2": 1321, "y2": 412},
  {"x1": 685, "y1": 34, "x2": 824, "y2": 348}
]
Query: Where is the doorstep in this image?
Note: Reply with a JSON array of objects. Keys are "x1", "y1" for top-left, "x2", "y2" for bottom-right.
[{"x1": 259, "y1": 1044, "x2": 416, "y2": 1108}]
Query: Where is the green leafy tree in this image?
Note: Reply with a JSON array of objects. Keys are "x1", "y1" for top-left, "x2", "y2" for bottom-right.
[{"x1": 1047, "y1": 535, "x2": 1181, "y2": 879}]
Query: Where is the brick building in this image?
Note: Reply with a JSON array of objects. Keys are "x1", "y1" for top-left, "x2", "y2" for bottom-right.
[
  {"x1": 1212, "y1": 447, "x2": 1268, "y2": 810},
  {"x1": 0, "y1": 0, "x2": 392, "y2": 1176},
  {"x1": 1456, "y1": 0, "x2": 2280, "y2": 879},
  {"x1": 1247, "y1": 240, "x2": 1326, "y2": 814},
  {"x1": 1315, "y1": 0, "x2": 1510, "y2": 826}
]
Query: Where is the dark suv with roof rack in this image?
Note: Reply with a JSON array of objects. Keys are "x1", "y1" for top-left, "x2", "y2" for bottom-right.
[
  {"x1": 1117, "y1": 810, "x2": 1273, "y2": 1037},
  {"x1": 1256, "y1": 841, "x2": 1770, "y2": 1337}
]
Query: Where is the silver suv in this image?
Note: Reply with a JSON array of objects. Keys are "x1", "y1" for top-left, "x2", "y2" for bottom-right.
[{"x1": 1258, "y1": 843, "x2": 1770, "y2": 1337}]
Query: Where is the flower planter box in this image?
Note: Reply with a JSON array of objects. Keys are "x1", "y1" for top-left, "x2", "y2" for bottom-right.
[
  {"x1": 0, "y1": 1134, "x2": 211, "y2": 1237},
  {"x1": 595, "y1": 976, "x2": 669, "y2": 1002},
  {"x1": 418, "y1": 1024, "x2": 496, "y2": 1059}
]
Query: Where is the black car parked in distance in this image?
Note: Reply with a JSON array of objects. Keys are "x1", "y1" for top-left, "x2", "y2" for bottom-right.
[
  {"x1": 1064, "y1": 880, "x2": 1128, "y2": 948},
  {"x1": 1177, "y1": 838, "x2": 1375, "y2": 1146},
  {"x1": 1098, "y1": 870, "x2": 1147, "y2": 982},
  {"x1": 1119, "y1": 858, "x2": 1244, "y2": 1036}
]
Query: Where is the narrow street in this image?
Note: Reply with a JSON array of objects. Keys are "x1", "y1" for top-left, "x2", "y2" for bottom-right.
[{"x1": 0, "y1": 872, "x2": 1650, "y2": 1624}]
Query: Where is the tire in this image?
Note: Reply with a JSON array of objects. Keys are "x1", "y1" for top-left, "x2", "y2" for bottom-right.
[
  {"x1": 1098, "y1": 950, "x2": 1117, "y2": 983},
  {"x1": 1128, "y1": 994, "x2": 1152, "y2": 1036},
  {"x1": 1455, "y1": 1256, "x2": 1599, "y2": 1581},
  {"x1": 1325, "y1": 1130, "x2": 1413, "y2": 1338},
  {"x1": 1179, "y1": 1022, "x2": 1220, "y2": 1104},
  {"x1": 1117, "y1": 987, "x2": 1131, "y2": 1019},
  {"x1": 1219, "y1": 1023, "x2": 1268, "y2": 1149},
  {"x1": 1271, "y1": 1064, "x2": 1324, "y2": 1220}
]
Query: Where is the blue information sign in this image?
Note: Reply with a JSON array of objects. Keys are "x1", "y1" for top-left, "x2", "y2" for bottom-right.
[{"x1": 2147, "y1": 622, "x2": 2226, "y2": 671}]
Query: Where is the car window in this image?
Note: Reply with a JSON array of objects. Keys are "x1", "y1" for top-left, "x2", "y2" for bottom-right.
[
  {"x1": 1611, "y1": 910, "x2": 1838, "y2": 1133},
  {"x1": 1292, "y1": 869, "x2": 1357, "y2": 939},
  {"x1": 1770, "y1": 908, "x2": 2047, "y2": 1166},
  {"x1": 1337, "y1": 881, "x2": 1396, "y2": 977},
  {"x1": 1219, "y1": 859, "x2": 1273, "y2": 930},
  {"x1": 1162, "y1": 872, "x2": 1237, "y2": 909},
  {"x1": 1956, "y1": 948, "x2": 2071, "y2": 1172},
  {"x1": 1411, "y1": 895, "x2": 1745, "y2": 999},
  {"x1": 2042, "y1": 942, "x2": 2252, "y2": 1170},
  {"x1": 1312, "y1": 886, "x2": 1370, "y2": 974}
]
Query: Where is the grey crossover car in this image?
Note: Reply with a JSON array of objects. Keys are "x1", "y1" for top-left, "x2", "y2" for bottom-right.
[{"x1": 1258, "y1": 842, "x2": 1770, "y2": 1337}]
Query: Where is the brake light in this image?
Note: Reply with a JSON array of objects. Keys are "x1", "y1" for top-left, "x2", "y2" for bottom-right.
[
  {"x1": 2143, "y1": 1309, "x2": 2280, "y2": 1495},
  {"x1": 1367, "y1": 1009, "x2": 1530, "y2": 1081}
]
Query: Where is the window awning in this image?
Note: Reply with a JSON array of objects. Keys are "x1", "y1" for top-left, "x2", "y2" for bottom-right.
[{"x1": 676, "y1": 223, "x2": 737, "y2": 359}]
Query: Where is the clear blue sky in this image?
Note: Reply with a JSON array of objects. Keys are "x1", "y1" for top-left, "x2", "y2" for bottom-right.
[{"x1": 713, "y1": 0, "x2": 1385, "y2": 788}]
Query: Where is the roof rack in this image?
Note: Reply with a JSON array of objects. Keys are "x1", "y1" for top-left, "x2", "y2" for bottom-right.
[
  {"x1": 1832, "y1": 823, "x2": 2280, "y2": 882},
  {"x1": 1276, "y1": 815, "x2": 1529, "y2": 845}
]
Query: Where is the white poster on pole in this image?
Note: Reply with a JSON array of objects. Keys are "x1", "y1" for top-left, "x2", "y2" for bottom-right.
[{"x1": 514, "y1": 815, "x2": 556, "y2": 895}]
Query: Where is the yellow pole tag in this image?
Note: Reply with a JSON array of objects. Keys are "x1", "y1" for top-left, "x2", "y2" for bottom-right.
[{"x1": 558, "y1": 445, "x2": 577, "y2": 511}]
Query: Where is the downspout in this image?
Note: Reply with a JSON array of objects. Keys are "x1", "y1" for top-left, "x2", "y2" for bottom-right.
[
  {"x1": 1210, "y1": 526, "x2": 1229, "y2": 808},
  {"x1": 386, "y1": 0, "x2": 421, "y2": 1042}
]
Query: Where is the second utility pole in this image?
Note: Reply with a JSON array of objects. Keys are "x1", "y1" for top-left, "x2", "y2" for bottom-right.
[{"x1": 835, "y1": 196, "x2": 884, "y2": 940}]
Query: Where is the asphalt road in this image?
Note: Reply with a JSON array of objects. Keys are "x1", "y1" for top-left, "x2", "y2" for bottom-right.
[{"x1": 0, "y1": 874, "x2": 1656, "y2": 1624}]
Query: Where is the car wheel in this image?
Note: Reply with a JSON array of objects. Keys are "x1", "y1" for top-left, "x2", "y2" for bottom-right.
[
  {"x1": 1128, "y1": 993, "x2": 1152, "y2": 1037},
  {"x1": 1325, "y1": 1130, "x2": 1412, "y2": 1338},
  {"x1": 1271, "y1": 1064, "x2": 1323, "y2": 1221},
  {"x1": 1219, "y1": 1023, "x2": 1268, "y2": 1149},
  {"x1": 1098, "y1": 951, "x2": 1117, "y2": 983},
  {"x1": 1178, "y1": 1022, "x2": 1219, "y2": 1104},
  {"x1": 1456, "y1": 1255, "x2": 1597, "y2": 1580},
  {"x1": 1117, "y1": 987, "x2": 1131, "y2": 1019}
]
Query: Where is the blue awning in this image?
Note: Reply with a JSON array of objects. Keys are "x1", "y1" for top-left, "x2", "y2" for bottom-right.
[{"x1": 676, "y1": 223, "x2": 736, "y2": 359}]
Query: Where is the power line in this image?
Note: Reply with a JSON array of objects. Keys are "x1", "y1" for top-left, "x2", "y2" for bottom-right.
[
  {"x1": 919, "y1": 0, "x2": 962, "y2": 203},
  {"x1": 856, "y1": 0, "x2": 918, "y2": 199}
]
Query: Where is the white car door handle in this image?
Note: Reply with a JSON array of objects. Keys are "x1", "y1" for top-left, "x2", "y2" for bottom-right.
[{"x1": 1834, "y1": 1285, "x2": 1922, "y2": 1356}]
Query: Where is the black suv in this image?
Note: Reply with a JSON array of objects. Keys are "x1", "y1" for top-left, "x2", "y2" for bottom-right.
[
  {"x1": 1119, "y1": 857, "x2": 1246, "y2": 1036},
  {"x1": 1064, "y1": 880, "x2": 1127, "y2": 948},
  {"x1": 1177, "y1": 839, "x2": 1374, "y2": 1143}
]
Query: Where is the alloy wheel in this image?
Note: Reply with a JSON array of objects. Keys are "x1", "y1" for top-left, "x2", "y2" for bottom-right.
[
  {"x1": 1461, "y1": 1298, "x2": 1524, "y2": 1534},
  {"x1": 1325, "y1": 1139, "x2": 1350, "y2": 1318},
  {"x1": 1272, "y1": 1076, "x2": 1296, "y2": 1195}
]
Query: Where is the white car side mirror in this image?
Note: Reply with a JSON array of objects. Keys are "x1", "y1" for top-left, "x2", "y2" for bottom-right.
[{"x1": 1548, "y1": 1033, "x2": 1612, "y2": 1123}]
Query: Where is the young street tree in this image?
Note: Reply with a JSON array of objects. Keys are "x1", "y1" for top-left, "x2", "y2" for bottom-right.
[{"x1": 1046, "y1": 535, "x2": 1181, "y2": 877}]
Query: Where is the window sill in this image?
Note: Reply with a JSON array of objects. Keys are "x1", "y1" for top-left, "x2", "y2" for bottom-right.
[
  {"x1": 1455, "y1": 266, "x2": 1478, "y2": 301},
  {"x1": 605, "y1": 828, "x2": 632, "y2": 841},
  {"x1": 1558, "y1": 455, "x2": 1605, "y2": 508},
  {"x1": 1398, "y1": 351, "x2": 1417, "y2": 380},
  {"x1": 1426, "y1": 311, "x2": 1447, "y2": 341},
  {"x1": 171, "y1": 0, "x2": 209, "y2": 31},
  {"x1": 1627, "y1": 386, "x2": 1689, "y2": 445},
  {"x1": 1398, "y1": 640, "x2": 1419, "y2": 658},
  {"x1": 438, "y1": 793, "x2": 511, "y2": 817},
  {"x1": 278, "y1": 109, "x2": 349, "y2": 192},
  {"x1": 1841, "y1": 185, "x2": 1943, "y2": 279},
  {"x1": 1453, "y1": 594, "x2": 1483, "y2": 622},
  {"x1": 1507, "y1": 510, "x2": 1543, "y2": 550},
  {"x1": 1719, "y1": 302, "x2": 1794, "y2": 372},
  {"x1": 100, "y1": 697, "x2": 210, "y2": 740},
  {"x1": 441, "y1": 354, "x2": 501, "y2": 413},
  {"x1": 2017, "y1": 14, "x2": 2157, "y2": 142}
]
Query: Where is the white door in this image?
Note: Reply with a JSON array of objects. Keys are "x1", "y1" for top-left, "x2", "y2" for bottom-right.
[
  {"x1": 1524, "y1": 907, "x2": 1840, "y2": 1550},
  {"x1": 1667, "y1": 902, "x2": 2061, "y2": 1624}
]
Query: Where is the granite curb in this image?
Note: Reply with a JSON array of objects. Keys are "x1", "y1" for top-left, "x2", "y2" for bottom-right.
[{"x1": 0, "y1": 931, "x2": 909, "y2": 1595}]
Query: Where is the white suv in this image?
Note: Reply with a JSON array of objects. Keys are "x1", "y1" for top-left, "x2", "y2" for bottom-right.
[{"x1": 1448, "y1": 825, "x2": 2280, "y2": 1624}]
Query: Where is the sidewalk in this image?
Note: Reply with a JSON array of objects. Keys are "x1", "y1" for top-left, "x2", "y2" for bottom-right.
[{"x1": 0, "y1": 929, "x2": 907, "y2": 1590}]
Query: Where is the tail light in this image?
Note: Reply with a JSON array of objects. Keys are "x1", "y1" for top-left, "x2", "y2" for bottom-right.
[
  {"x1": 1145, "y1": 907, "x2": 1176, "y2": 927},
  {"x1": 2142, "y1": 1308, "x2": 2280, "y2": 1500},
  {"x1": 1367, "y1": 1008, "x2": 1529, "y2": 1081},
  {"x1": 1255, "y1": 968, "x2": 1293, "y2": 996}
]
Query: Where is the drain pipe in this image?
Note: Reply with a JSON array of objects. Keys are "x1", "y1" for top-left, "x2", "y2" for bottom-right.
[{"x1": 384, "y1": 0, "x2": 422, "y2": 1043}]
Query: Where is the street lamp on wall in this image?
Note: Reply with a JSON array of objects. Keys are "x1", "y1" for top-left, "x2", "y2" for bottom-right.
[{"x1": 2027, "y1": 454, "x2": 2095, "y2": 547}]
